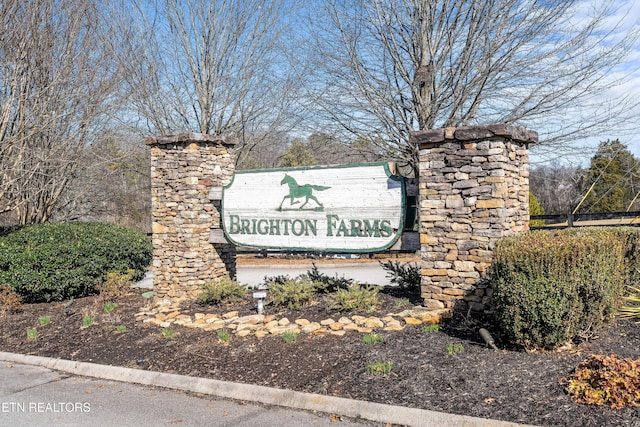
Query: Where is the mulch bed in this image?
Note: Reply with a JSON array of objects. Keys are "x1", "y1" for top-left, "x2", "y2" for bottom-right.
[{"x1": 1, "y1": 289, "x2": 639, "y2": 426}]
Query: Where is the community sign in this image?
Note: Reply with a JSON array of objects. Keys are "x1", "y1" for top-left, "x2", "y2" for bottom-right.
[{"x1": 221, "y1": 163, "x2": 405, "y2": 252}]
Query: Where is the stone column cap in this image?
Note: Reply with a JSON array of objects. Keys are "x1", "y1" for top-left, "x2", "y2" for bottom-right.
[
  {"x1": 144, "y1": 132, "x2": 238, "y2": 146},
  {"x1": 411, "y1": 124, "x2": 538, "y2": 146}
]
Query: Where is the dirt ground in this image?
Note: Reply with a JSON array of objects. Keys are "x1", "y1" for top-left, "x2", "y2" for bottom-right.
[{"x1": 1, "y1": 286, "x2": 639, "y2": 427}]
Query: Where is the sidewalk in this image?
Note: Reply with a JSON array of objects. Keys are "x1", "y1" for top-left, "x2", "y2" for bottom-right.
[{"x1": 0, "y1": 352, "x2": 535, "y2": 427}]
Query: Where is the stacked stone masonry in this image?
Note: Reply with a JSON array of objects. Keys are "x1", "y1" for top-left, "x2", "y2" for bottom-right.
[
  {"x1": 146, "y1": 133, "x2": 237, "y2": 300},
  {"x1": 411, "y1": 125, "x2": 538, "y2": 311}
]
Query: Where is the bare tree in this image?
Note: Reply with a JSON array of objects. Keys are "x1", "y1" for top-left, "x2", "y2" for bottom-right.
[
  {"x1": 530, "y1": 163, "x2": 584, "y2": 214},
  {"x1": 56, "y1": 134, "x2": 151, "y2": 232},
  {"x1": 306, "y1": 0, "x2": 640, "y2": 174},
  {"x1": 0, "y1": 0, "x2": 126, "y2": 224},
  {"x1": 115, "y1": 0, "x2": 303, "y2": 166}
]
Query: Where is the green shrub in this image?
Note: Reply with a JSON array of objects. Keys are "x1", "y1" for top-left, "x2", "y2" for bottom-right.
[
  {"x1": 618, "y1": 228, "x2": 640, "y2": 288},
  {"x1": 267, "y1": 277, "x2": 318, "y2": 309},
  {"x1": 594, "y1": 227, "x2": 640, "y2": 289},
  {"x1": 0, "y1": 222, "x2": 151, "y2": 303},
  {"x1": 304, "y1": 264, "x2": 353, "y2": 293},
  {"x1": 198, "y1": 277, "x2": 247, "y2": 305},
  {"x1": 98, "y1": 270, "x2": 136, "y2": 301},
  {"x1": 491, "y1": 228, "x2": 634, "y2": 349},
  {"x1": 380, "y1": 260, "x2": 420, "y2": 291},
  {"x1": 260, "y1": 274, "x2": 292, "y2": 287},
  {"x1": 326, "y1": 284, "x2": 380, "y2": 313}
]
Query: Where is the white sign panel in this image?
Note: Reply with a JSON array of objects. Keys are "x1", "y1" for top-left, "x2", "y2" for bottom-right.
[{"x1": 222, "y1": 163, "x2": 404, "y2": 252}]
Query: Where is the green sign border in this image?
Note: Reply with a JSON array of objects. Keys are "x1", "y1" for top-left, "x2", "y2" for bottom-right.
[{"x1": 221, "y1": 162, "x2": 405, "y2": 253}]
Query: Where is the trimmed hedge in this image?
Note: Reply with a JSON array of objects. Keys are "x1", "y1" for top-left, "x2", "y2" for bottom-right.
[
  {"x1": 491, "y1": 227, "x2": 640, "y2": 349},
  {"x1": 0, "y1": 222, "x2": 151, "y2": 303}
]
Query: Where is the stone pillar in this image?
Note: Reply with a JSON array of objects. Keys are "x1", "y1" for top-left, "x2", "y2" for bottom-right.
[
  {"x1": 145, "y1": 133, "x2": 236, "y2": 300},
  {"x1": 411, "y1": 125, "x2": 537, "y2": 311}
]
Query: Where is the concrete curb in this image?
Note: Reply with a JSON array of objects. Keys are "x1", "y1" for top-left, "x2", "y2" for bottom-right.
[
  {"x1": 0, "y1": 351, "x2": 533, "y2": 427},
  {"x1": 237, "y1": 262, "x2": 375, "y2": 269}
]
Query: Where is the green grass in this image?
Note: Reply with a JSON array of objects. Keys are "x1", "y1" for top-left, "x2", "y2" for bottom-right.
[
  {"x1": 38, "y1": 315, "x2": 51, "y2": 326},
  {"x1": 103, "y1": 301, "x2": 118, "y2": 314},
  {"x1": 393, "y1": 298, "x2": 411, "y2": 308},
  {"x1": 82, "y1": 315, "x2": 95, "y2": 328},
  {"x1": 161, "y1": 328, "x2": 174, "y2": 339},
  {"x1": 366, "y1": 360, "x2": 393, "y2": 376},
  {"x1": 362, "y1": 333, "x2": 383, "y2": 345},
  {"x1": 446, "y1": 343, "x2": 464, "y2": 354},
  {"x1": 282, "y1": 331, "x2": 298, "y2": 344},
  {"x1": 115, "y1": 325, "x2": 127, "y2": 333},
  {"x1": 26, "y1": 328, "x2": 38, "y2": 339},
  {"x1": 217, "y1": 329, "x2": 230, "y2": 344},
  {"x1": 422, "y1": 323, "x2": 440, "y2": 333}
]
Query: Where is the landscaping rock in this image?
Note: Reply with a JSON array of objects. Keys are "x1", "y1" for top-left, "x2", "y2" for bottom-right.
[
  {"x1": 278, "y1": 317, "x2": 290, "y2": 326},
  {"x1": 364, "y1": 318, "x2": 384, "y2": 329},
  {"x1": 301, "y1": 322, "x2": 321, "y2": 334},
  {"x1": 269, "y1": 324, "x2": 299, "y2": 335},
  {"x1": 328, "y1": 322, "x2": 344, "y2": 331},
  {"x1": 254, "y1": 330, "x2": 269, "y2": 338}
]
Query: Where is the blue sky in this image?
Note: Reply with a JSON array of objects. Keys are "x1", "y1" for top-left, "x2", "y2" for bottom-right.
[
  {"x1": 596, "y1": 0, "x2": 640, "y2": 158},
  {"x1": 530, "y1": 0, "x2": 640, "y2": 164},
  {"x1": 128, "y1": 0, "x2": 640, "y2": 165}
]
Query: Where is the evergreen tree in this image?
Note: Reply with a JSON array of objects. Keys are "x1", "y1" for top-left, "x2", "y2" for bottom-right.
[
  {"x1": 279, "y1": 139, "x2": 317, "y2": 168},
  {"x1": 580, "y1": 140, "x2": 640, "y2": 213},
  {"x1": 529, "y1": 192, "x2": 545, "y2": 227}
]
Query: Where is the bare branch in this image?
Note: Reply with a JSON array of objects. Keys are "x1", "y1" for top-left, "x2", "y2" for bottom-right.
[
  {"x1": 0, "y1": 0, "x2": 126, "y2": 223},
  {"x1": 115, "y1": 0, "x2": 304, "y2": 161},
  {"x1": 305, "y1": 0, "x2": 640, "y2": 174}
]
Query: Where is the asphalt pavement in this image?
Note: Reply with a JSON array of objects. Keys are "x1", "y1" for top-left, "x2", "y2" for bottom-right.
[
  {"x1": 235, "y1": 262, "x2": 393, "y2": 288},
  {"x1": 0, "y1": 360, "x2": 374, "y2": 427}
]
